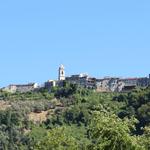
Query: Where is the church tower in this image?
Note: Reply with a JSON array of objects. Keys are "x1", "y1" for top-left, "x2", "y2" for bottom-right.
[{"x1": 58, "y1": 64, "x2": 65, "y2": 81}]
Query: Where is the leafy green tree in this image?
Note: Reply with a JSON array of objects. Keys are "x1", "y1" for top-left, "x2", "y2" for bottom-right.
[
  {"x1": 35, "y1": 126, "x2": 78, "y2": 150},
  {"x1": 137, "y1": 102, "x2": 150, "y2": 124},
  {"x1": 88, "y1": 112, "x2": 143, "y2": 150}
]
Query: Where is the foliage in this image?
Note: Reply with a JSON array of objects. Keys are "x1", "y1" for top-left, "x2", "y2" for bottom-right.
[
  {"x1": 88, "y1": 112, "x2": 143, "y2": 150},
  {"x1": 114, "y1": 87, "x2": 150, "y2": 134},
  {"x1": 0, "y1": 85, "x2": 149, "y2": 149},
  {"x1": 35, "y1": 126, "x2": 79, "y2": 150}
]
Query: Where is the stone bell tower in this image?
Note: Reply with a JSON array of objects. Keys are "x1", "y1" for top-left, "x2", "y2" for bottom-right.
[{"x1": 58, "y1": 64, "x2": 65, "y2": 81}]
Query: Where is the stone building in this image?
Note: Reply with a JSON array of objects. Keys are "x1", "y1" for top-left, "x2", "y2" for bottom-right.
[
  {"x1": 44, "y1": 80, "x2": 56, "y2": 90},
  {"x1": 96, "y1": 75, "x2": 150, "y2": 92},
  {"x1": 3, "y1": 83, "x2": 38, "y2": 93},
  {"x1": 137, "y1": 77, "x2": 149, "y2": 87},
  {"x1": 66, "y1": 74, "x2": 96, "y2": 89},
  {"x1": 66, "y1": 74, "x2": 86, "y2": 86},
  {"x1": 96, "y1": 78, "x2": 110, "y2": 92},
  {"x1": 118, "y1": 78, "x2": 138, "y2": 92},
  {"x1": 96, "y1": 77, "x2": 119, "y2": 92}
]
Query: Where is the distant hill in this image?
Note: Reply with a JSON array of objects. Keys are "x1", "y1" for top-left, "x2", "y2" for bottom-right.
[{"x1": 0, "y1": 84, "x2": 149, "y2": 149}]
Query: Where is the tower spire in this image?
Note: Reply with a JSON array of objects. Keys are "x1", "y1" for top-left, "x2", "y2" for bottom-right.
[{"x1": 58, "y1": 64, "x2": 65, "y2": 80}]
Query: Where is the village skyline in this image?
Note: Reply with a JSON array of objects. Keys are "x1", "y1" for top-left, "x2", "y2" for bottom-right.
[
  {"x1": 0, "y1": 64, "x2": 150, "y2": 88},
  {"x1": 1, "y1": 65, "x2": 150, "y2": 93}
]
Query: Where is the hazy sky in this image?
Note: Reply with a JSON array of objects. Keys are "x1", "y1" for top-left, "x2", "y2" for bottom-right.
[{"x1": 0, "y1": 0, "x2": 150, "y2": 87}]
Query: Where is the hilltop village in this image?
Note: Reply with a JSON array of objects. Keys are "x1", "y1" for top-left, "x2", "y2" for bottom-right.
[{"x1": 2, "y1": 65, "x2": 150, "y2": 93}]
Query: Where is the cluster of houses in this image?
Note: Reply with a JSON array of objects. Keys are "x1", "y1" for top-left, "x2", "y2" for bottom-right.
[
  {"x1": 65, "y1": 75, "x2": 149, "y2": 92},
  {"x1": 1, "y1": 65, "x2": 150, "y2": 93}
]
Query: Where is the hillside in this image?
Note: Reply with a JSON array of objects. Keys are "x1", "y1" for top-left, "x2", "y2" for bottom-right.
[{"x1": 0, "y1": 83, "x2": 149, "y2": 150}]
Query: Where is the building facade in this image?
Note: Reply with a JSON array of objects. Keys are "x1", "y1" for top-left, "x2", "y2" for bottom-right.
[{"x1": 3, "y1": 83, "x2": 38, "y2": 93}]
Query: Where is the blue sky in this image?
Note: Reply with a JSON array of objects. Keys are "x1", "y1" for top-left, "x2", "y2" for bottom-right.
[{"x1": 0, "y1": 0, "x2": 150, "y2": 87}]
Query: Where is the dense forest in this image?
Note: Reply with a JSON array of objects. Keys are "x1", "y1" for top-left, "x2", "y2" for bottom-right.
[{"x1": 0, "y1": 82, "x2": 150, "y2": 150}]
